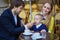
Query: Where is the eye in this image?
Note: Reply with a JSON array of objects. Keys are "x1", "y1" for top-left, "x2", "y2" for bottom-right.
[{"x1": 44, "y1": 6, "x2": 46, "y2": 8}]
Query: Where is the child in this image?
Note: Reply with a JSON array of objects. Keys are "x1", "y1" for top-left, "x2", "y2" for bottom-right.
[
  {"x1": 30, "y1": 14, "x2": 48, "y2": 33},
  {"x1": 30, "y1": 14, "x2": 48, "y2": 40}
]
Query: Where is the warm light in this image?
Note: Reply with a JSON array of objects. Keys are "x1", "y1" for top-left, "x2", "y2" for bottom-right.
[
  {"x1": 32, "y1": 4, "x2": 38, "y2": 9},
  {"x1": 24, "y1": 4, "x2": 30, "y2": 10}
]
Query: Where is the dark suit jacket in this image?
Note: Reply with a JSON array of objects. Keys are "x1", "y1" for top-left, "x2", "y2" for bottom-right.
[
  {"x1": 30, "y1": 24, "x2": 48, "y2": 32},
  {"x1": 0, "y1": 8, "x2": 25, "y2": 40}
]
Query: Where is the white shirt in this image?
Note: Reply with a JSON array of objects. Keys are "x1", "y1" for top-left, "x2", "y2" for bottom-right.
[
  {"x1": 12, "y1": 13, "x2": 17, "y2": 25},
  {"x1": 14, "y1": 15, "x2": 17, "y2": 25},
  {"x1": 36, "y1": 23, "x2": 42, "y2": 28}
]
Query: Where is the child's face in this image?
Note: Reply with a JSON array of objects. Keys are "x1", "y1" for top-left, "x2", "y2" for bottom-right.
[{"x1": 34, "y1": 15, "x2": 42, "y2": 25}]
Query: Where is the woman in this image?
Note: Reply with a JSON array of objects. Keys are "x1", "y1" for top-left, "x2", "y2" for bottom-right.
[
  {"x1": 40, "y1": 2, "x2": 54, "y2": 33},
  {"x1": 40, "y1": 2, "x2": 54, "y2": 40}
]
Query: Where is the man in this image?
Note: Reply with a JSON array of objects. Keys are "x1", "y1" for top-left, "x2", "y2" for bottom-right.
[{"x1": 0, "y1": 0, "x2": 34, "y2": 40}]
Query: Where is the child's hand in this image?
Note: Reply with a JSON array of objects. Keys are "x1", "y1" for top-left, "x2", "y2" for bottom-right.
[
  {"x1": 40, "y1": 29, "x2": 46, "y2": 34},
  {"x1": 31, "y1": 31, "x2": 34, "y2": 33}
]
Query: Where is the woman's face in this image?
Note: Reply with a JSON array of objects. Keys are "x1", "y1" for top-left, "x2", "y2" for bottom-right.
[{"x1": 42, "y1": 3, "x2": 51, "y2": 15}]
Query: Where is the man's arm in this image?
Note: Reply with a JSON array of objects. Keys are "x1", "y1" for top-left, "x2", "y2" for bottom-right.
[{"x1": 0, "y1": 17, "x2": 25, "y2": 35}]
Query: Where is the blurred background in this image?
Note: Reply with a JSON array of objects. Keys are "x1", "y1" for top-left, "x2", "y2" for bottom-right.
[{"x1": 0, "y1": 0, "x2": 60, "y2": 40}]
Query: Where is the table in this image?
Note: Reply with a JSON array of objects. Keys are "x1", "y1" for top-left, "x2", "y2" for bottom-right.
[{"x1": 19, "y1": 32, "x2": 59, "y2": 40}]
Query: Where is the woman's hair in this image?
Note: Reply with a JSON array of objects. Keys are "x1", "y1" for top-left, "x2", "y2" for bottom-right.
[
  {"x1": 10, "y1": 0, "x2": 25, "y2": 9},
  {"x1": 42, "y1": 2, "x2": 53, "y2": 26},
  {"x1": 43, "y1": 2, "x2": 53, "y2": 15}
]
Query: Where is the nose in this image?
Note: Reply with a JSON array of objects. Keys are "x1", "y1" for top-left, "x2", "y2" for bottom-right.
[{"x1": 44, "y1": 8, "x2": 47, "y2": 12}]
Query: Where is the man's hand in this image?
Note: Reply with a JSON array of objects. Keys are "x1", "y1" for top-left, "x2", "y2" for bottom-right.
[
  {"x1": 26, "y1": 22, "x2": 34, "y2": 28},
  {"x1": 21, "y1": 20, "x2": 25, "y2": 26}
]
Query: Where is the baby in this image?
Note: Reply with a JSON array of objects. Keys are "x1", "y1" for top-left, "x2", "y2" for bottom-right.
[
  {"x1": 30, "y1": 14, "x2": 48, "y2": 33},
  {"x1": 30, "y1": 14, "x2": 48, "y2": 40}
]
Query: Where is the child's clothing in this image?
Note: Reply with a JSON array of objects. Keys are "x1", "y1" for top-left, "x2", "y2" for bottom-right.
[
  {"x1": 30, "y1": 23, "x2": 48, "y2": 40},
  {"x1": 30, "y1": 23, "x2": 48, "y2": 32}
]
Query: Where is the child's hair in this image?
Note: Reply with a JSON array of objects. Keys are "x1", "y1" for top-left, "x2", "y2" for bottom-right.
[{"x1": 35, "y1": 14, "x2": 43, "y2": 17}]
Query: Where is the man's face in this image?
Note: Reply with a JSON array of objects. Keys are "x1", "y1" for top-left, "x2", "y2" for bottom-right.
[
  {"x1": 15, "y1": 6, "x2": 23, "y2": 15},
  {"x1": 34, "y1": 15, "x2": 42, "y2": 25}
]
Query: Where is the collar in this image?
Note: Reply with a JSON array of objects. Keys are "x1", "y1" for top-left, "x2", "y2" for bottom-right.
[
  {"x1": 11, "y1": 9, "x2": 17, "y2": 16},
  {"x1": 36, "y1": 23, "x2": 42, "y2": 28}
]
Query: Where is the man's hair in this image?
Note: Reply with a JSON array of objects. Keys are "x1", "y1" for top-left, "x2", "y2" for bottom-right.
[{"x1": 10, "y1": 0, "x2": 25, "y2": 9}]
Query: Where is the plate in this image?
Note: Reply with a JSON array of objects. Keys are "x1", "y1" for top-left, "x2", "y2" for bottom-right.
[{"x1": 23, "y1": 32, "x2": 33, "y2": 35}]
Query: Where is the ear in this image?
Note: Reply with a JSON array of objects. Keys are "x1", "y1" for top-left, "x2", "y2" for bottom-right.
[
  {"x1": 14, "y1": 6, "x2": 17, "y2": 8},
  {"x1": 13, "y1": 6, "x2": 17, "y2": 10}
]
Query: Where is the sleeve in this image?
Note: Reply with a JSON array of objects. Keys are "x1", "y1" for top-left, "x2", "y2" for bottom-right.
[
  {"x1": 0, "y1": 17, "x2": 25, "y2": 35},
  {"x1": 48, "y1": 17, "x2": 54, "y2": 33},
  {"x1": 42, "y1": 25, "x2": 48, "y2": 32}
]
